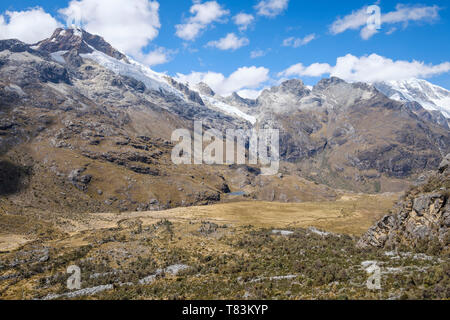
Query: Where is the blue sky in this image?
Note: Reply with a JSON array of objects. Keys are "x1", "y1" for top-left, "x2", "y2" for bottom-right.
[{"x1": 0, "y1": 0, "x2": 449, "y2": 97}]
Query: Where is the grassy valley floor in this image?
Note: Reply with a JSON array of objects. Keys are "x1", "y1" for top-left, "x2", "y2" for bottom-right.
[{"x1": 0, "y1": 194, "x2": 448, "y2": 300}]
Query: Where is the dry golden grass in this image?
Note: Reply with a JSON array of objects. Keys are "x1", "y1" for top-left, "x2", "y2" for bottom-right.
[
  {"x1": 82, "y1": 193, "x2": 398, "y2": 236},
  {"x1": 0, "y1": 234, "x2": 29, "y2": 252},
  {"x1": 162, "y1": 194, "x2": 396, "y2": 235},
  {"x1": 0, "y1": 192, "x2": 398, "y2": 252}
]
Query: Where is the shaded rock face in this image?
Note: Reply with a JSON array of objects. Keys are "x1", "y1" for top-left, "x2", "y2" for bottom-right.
[
  {"x1": 440, "y1": 154, "x2": 450, "y2": 173},
  {"x1": 36, "y1": 28, "x2": 90, "y2": 54},
  {"x1": 166, "y1": 77, "x2": 204, "y2": 105},
  {"x1": 82, "y1": 30, "x2": 128, "y2": 61},
  {"x1": 195, "y1": 82, "x2": 215, "y2": 96},
  {"x1": 120, "y1": 76, "x2": 146, "y2": 93},
  {"x1": 80, "y1": 150, "x2": 161, "y2": 176},
  {"x1": 0, "y1": 39, "x2": 35, "y2": 53},
  {"x1": 225, "y1": 92, "x2": 257, "y2": 108},
  {"x1": 36, "y1": 62, "x2": 71, "y2": 84},
  {"x1": 358, "y1": 158, "x2": 450, "y2": 251},
  {"x1": 352, "y1": 144, "x2": 442, "y2": 178},
  {"x1": 216, "y1": 182, "x2": 231, "y2": 194}
]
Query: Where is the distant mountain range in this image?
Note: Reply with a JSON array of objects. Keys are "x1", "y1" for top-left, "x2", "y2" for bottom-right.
[{"x1": 0, "y1": 27, "x2": 449, "y2": 214}]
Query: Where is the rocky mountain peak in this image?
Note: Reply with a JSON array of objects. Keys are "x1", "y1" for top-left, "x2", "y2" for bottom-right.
[
  {"x1": 195, "y1": 82, "x2": 215, "y2": 96},
  {"x1": 231, "y1": 92, "x2": 242, "y2": 99},
  {"x1": 257, "y1": 79, "x2": 310, "y2": 104},
  {"x1": 313, "y1": 76, "x2": 346, "y2": 90},
  {"x1": 277, "y1": 79, "x2": 309, "y2": 95},
  {"x1": 225, "y1": 92, "x2": 257, "y2": 107},
  {"x1": 34, "y1": 27, "x2": 128, "y2": 62}
]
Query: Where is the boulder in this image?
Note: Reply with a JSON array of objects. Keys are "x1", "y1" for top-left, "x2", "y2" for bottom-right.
[
  {"x1": 68, "y1": 168, "x2": 92, "y2": 191},
  {"x1": 198, "y1": 222, "x2": 218, "y2": 235},
  {"x1": 439, "y1": 153, "x2": 450, "y2": 172}
]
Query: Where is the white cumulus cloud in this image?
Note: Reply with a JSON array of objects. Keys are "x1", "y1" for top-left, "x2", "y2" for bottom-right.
[
  {"x1": 0, "y1": 7, "x2": 61, "y2": 44},
  {"x1": 330, "y1": 4, "x2": 441, "y2": 40},
  {"x1": 250, "y1": 49, "x2": 269, "y2": 59},
  {"x1": 255, "y1": 0, "x2": 289, "y2": 18},
  {"x1": 237, "y1": 89, "x2": 264, "y2": 99},
  {"x1": 279, "y1": 62, "x2": 332, "y2": 77},
  {"x1": 278, "y1": 54, "x2": 450, "y2": 83},
  {"x1": 175, "y1": 1, "x2": 229, "y2": 41},
  {"x1": 59, "y1": 0, "x2": 175, "y2": 67},
  {"x1": 175, "y1": 66, "x2": 270, "y2": 96},
  {"x1": 135, "y1": 47, "x2": 177, "y2": 67},
  {"x1": 59, "y1": 0, "x2": 161, "y2": 55},
  {"x1": 282, "y1": 34, "x2": 316, "y2": 48},
  {"x1": 233, "y1": 13, "x2": 254, "y2": 31},
  {"x1": 206, "y1": 33, "x2": 249, "y2": 50}
]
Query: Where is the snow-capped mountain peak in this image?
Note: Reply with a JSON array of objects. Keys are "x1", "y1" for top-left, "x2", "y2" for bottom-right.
[
  {"x1": 69, "y1": 25, "x2": 83, "y2": 38},
  {"x1": 35, "y1": 27, "x2": 257, "y2": 124},
  {"x1": 34, "y1": 27, "x2": 129, "y2": 62},
  {"x1": 374, "y1": 78, "x2": 450, "y2": 118},
  {"x1": 29, "y1": 28, "x2": 450, "y2": 125}
]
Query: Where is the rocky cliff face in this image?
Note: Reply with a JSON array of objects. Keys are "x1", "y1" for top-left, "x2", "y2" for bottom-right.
[
  {"x1": 247, "y1": 77, "x2": 450, "y2": 192},
  {"x1": 358, "y1": 155, "x2": 450, "y2": 252}
]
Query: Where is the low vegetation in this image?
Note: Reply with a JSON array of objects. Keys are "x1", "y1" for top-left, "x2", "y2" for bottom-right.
[{"x1": 0, "y1": 195, "x2": 448, "y2": 300}]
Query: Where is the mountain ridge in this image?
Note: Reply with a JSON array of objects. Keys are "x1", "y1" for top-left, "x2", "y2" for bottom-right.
[
  {"x1": 374, "y1": 78, "x2": 450, "y2": 119},
  {"x1": 0, "y1": 27, "x2": 449, "y2": 216}
]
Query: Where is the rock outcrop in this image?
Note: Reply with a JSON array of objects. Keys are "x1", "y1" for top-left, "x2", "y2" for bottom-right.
[
  {"x1": 195, "y1": 82, "x2": 215, "y2": 97},
  {"x1": 440, "y1": 154, "x2": 450, "y2": 173},
  {"x1": 358, "y1": 156, "x2": 449, "y2": 251},
  {"x1": 68, "y1": 168, "x2": 92, "y2": 191}
]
